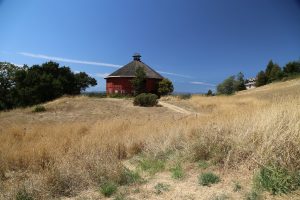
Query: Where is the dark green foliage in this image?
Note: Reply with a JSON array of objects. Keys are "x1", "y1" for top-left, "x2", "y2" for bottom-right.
[
  {"x1": 206, "y1": 89, "x2": 213, "y2": 96},
  {"x1": 234, "y1": 72, "x2": 246, "y2": 91},
  {"x1": 154, "y1": 183, "x2": 170, "y2": 194},
  {"x1": 0, "y1": 62, "x2": 19, "y2": 110},
  {"x1": 255, "y1": 71, "x2": 267, "y2": 87},
  {"x1": 268, "y1": 64, "x2": 283, "y2": 82},
  {"x1": 16, "y1": 188, "x2": 34, "y2": 200},
  {"x1": 283, "y1": 61, "x2": 300, "y2": 74},
  {"x1": 217, "y1": 72, "x2": 246, "y2": 95},
  {"x1": 254, "y1": 164, "x2": 300, "y2": 195},
  {"x1": 119, "y1": 168, "x2": 141, "y2": 185},
  {"x1": 199, "y1": 172, "x2": 220, "y2": 186},
  {"x1": 0, "y1": 61, "x2": 97, "y2": 110},
  {"x1": 32, "y1": 105, "x2": 46, "y2": 112},
  {"x1": 170, "y1": 164, "x2": 184, "y2": 180},
  {"x1": 217, "y1": 76, "x2": 235, "y2": 95},
  {"x1": 131, "y1": 67, "x2": 146, "y2": 95},
  {"x1": 265, "y1": 60, "x2": 275, "y2": 80},
  {"x1": 84, "y1": 92, "x2": 107, "y2": 98},
  {"x1": 158, "y1": 78, "x2": 174, "y2": 96},
  {"x1": 133, "y1": 93, "x2": 158, "y2": 107},
  {"x1": 100, "y1": 181, "x2": 118, "y2": 197}
]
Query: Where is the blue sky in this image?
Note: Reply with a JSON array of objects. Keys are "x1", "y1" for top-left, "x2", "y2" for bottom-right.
[{"x1": 1, "y1": 0, "x2": 300, "y2": 93}]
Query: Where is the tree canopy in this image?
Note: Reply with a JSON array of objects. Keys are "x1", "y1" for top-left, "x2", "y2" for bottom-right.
[
  {"x1": 0, "y1": 61, "x2": 97, "y2": 110},
  {"x1": 131, "y1": 67, "x2": 147, "y2": 95},
  {"x1": 158, "y1": 78, "x2": 174, "y2": 96},
  {"x1": 217, "y1": 72, "x2": 246, "y2": 95}
]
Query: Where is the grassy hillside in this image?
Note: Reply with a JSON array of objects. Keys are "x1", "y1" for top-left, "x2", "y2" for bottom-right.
[{"x1": 0, "y1": 78, "x2": 299, "y2": 199}]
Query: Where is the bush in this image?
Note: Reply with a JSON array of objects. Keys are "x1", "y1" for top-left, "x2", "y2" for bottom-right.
[
  {"x1": 133, "y1": 93, "x2": 158, "y2": 107},
  {"x1": 119, "y1": 168, "x2": 141, "y2": 185},
  {"x1": 16, "y1": 188, "x2": 33, "y2": 200},
  {"x1": 170, "y1": 164, "x2": 184, "y2": 180},
  {"x1": 199, "y1": 172, "x2": 220, "y2": 186},
  {"x1": 32, "y1": 105, "x2": 46, "y2": 112},
  {"x1": 254, "y1": 164, "x2": 300, "y2": 195},
  {"x1": 138, "y1": 157, "x2": 165, "y2": 175},
  {"x1": 100, "y1": 181, "x2": 118, "y2": 197}
]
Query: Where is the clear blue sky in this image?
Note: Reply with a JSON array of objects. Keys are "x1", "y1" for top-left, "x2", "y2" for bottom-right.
[{"x1": 1, "y1": 0, "x2": 300, "y2": 92}]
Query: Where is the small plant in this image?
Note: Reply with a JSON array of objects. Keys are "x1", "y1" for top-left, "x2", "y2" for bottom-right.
[
  {"x1": 138, "y1": 157, "x2": 165, "y2": 175},
  {"x1": 100, "y1": 181, "x2": 118, "y2": 197},
  {"x1": 170, "y1": 164, "x2": 184, "y2": 180},
  {"x1": 233, "y1": 181, "x2": 242, "y2": 192},
  {"x1": 245, "y1": 190, "x2": 262, "y2": 200},
  {"x1": 133, "y1": 93, "x2": 158, "y2": 107},
  {"x1": 154, "y1": 183, "x2": 170, "y2": 194},
  {"x1": 32, "y1": 105, "x2": 46, "y2": 112},
  {"x1": 16, "y1": 188, "x2": 33, "y2": 200},
  {"x1": 198, "y1": 160, "x2": 210, "y2": 169},
  {"x1": 199, "y1": 172, "x2": 220, "y2": 186},
  {"x1": 119, "y1": 168, "x2": 141, "y2": 185},
  {"x1": 254, "y1": 164, "x2": 299, "y2": 195}
]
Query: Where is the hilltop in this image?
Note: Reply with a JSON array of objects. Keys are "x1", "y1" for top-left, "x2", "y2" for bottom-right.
[{"x1": 0, "y1": 78, "x2": 299, "y2": 200}]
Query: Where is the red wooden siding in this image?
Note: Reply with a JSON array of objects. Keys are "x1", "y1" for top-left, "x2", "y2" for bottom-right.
[{"x1": 106, "y1": 77, "x2": 160, "y2": 94}]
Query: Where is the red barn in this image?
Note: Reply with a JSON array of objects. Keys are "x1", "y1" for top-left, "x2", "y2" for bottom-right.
[{"x1": 105, "y1": 54, "x2": 164, "y2": 95}]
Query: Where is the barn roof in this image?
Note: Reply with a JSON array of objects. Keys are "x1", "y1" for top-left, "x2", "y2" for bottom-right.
[{"x1": 105, "y1": 54, "x2": 164, "y2": 79}]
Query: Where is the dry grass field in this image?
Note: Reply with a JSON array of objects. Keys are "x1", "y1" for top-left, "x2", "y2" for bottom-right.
[{"x1": 0, "y1": 78, "x2": 299, "y2": 200}]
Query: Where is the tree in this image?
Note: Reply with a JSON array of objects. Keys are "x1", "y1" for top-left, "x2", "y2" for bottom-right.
[
  {"x1": 206, "y1": 89, "x2": 213, "y2": 96},
  {"x1": 269, "y1": 64, "x2": 283, "y2": 82},
  {"x1": 131, "y1": 67, "x2": 146, "y2": 95},
  {"x1": 217, "y1": 76, "x2": 235, "y2": 95},
  {"x1": 265, "y1": 60, "x2": 275, "y2": 80},
  {"x1": 234, "y1": 72, "x2": 246, "y2": 91},
  {"x1": 0, "y1": 62, "x2": 19, "y2": 110},
  {"x1": 0, "y1": 61, "x2": 97, "y2": 110},
  {"x1": 283, "y1": 61, "x2": 300, "y2": 74},
  {"x1": 158, "y1": 78, "x2": 174, "y2": 96},
  {"x1": 255, "y1": 71, "x2": 267, "y2": 87}
]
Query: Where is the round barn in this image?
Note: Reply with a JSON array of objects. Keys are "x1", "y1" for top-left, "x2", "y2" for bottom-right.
[{"x1": 105, "y1": 53, "x2": 164, "y2": 95}]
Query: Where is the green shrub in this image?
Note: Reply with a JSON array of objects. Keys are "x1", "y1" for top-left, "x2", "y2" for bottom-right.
[
  {"x1": 119, "y1": 168, "x2": 141, "y2": 185},
  {"x1": 16, "y1": 188, "x2": 33, "y2": 200},
  {"x1": 138, "y1": 157, "x2": 165, "y2": 175},
  {"x1": 100, "y1": 181, "x2": 118, "y2": 197},
  {"x1": 254, "y1": 164, "x2": 300, "y2": 195},
  {"x1": 32, "y1": 105, "x2": 46, "y2": 112},
  {"x1": 154, "y1": 183, "x2": 170, "y2": 194},
  {"x1": 133, "y1": 93, "x2": 158, "y2": 107},
  {"x1": 199, "y1": 172, "x2": 220, "y2": 186},
  {"x1": 170, "y1": 164, "x2": 184, "y2": 180}
]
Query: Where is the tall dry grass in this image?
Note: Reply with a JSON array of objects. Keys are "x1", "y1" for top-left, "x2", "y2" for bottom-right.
[{"x1": 0, "y1": 79, "x2": 299, "y2": 199}]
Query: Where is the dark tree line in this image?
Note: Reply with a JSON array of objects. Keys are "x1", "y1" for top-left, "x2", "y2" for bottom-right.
[
  {"x1": 256, "y1": 60, "x2": 300, "y2": 87},
  {"x1": 216, "y1": 59, "x2": 300, "y2": 95},
  {"x1": 0, "y1": 61, "x2": 97, "y2": 110}
]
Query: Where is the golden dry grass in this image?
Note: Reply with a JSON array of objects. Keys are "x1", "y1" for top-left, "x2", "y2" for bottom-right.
[{"x1": 0, "y1": 78, "x2": 299, "y2": 199}]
